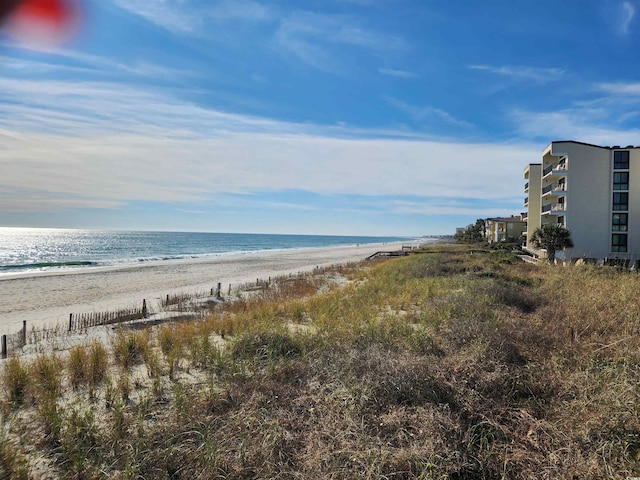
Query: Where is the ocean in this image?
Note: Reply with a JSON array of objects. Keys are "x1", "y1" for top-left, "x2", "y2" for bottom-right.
[{"x1": 0, "y1": 228, "x2": 411, "y2": 276}]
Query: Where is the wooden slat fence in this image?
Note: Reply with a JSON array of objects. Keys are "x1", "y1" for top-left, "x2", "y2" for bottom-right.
[
  {"x1": 1, "y1": 321, "x2": 26, "y2": 359},
  {"x1": 68, "y1": 302, "x2": 147, "y2": 333}
]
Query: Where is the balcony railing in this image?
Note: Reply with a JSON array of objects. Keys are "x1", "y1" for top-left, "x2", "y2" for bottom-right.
[
  {"x1": 543, "y1": 162, "x2": 568, "y2": 177},
  {"x1": 542, "y1": 203, "x2": 566, "y2": 214},
  {"x1": 524, "y1": 181, "x2": 529, "y2": 191},
  {"x1": 542, "y1": 183, "x2": 567, "y2": 195},
  {"x1": 524, "y1": 197, "x2": 529, "y2": 206}
]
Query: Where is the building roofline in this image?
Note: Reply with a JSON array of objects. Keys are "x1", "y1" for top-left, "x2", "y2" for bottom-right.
[{"x1": 546, "y1": 140, "x2": 640, "y2": 151}]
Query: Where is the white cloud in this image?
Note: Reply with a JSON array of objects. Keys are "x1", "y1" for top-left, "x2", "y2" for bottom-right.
[
  {"x1": 621, "y1": 1, "x2": 636, "y2": 34},
  {"x1": 511, "y1": 108, "x2": 640, "y2": 146},
  {"x1": 113, "y1": 0, "x2": 199, "y2": 34},
  {"x1": 0, "y1": 73, "x2": 539, "y2": 215},
  {"x1": 389, "y1": 202, "x2": 520, "y2": 217},
  {"x1": 384, "y1": 97, "x2": 471, "y2": 128},
  {"x1": 378, "y1": 68, "x2": 418, "y2": 78},
  {"x1": 2, "y1": 129, "x2": 537, "y2": 212},
  {"x1": 597, "y1": 81, "x2": 640, "y2": 95},
  {"x1": 209, "y1": 0, "x2": 274, "y2": 21},
  {"x1": 274, "y1": 11, "x2": 406, "y2": 73},
  {"x1": 112, "y1": 0, "x2": 273, "y2": 35},
  {"x1": 469, "y1": 64, "x2": 565, "y2": 83}
]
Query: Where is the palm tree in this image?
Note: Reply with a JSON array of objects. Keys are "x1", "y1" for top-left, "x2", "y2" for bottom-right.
[{"x1": 530, "y1": 224, "x2": 574, "y2": 264}]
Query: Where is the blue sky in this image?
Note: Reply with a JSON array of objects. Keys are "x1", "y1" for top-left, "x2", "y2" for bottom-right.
[{"x1": 2, "y1": 0, "x2": 640, "y2": 236}]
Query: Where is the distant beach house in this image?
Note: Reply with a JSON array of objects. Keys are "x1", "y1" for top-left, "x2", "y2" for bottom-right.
[
  {"x1": 523, "y1": 140, "x2": 640, "y2": 264},
  {"x1": 485, "y1": 215, "x2": 526, "y2": 243}
]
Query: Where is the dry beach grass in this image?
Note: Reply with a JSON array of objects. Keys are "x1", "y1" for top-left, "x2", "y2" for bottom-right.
[{"x1": 1, "y1": 246, "x2": 640, "y2": 479}]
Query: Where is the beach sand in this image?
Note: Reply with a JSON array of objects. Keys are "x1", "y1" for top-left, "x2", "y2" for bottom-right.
[{"x1": 0, "y1": 241, "x2": 421, "y2": 335}]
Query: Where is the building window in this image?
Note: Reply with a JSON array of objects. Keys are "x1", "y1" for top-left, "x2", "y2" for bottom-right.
[
  {"x1": 613, "y1": 192, "x2": 629, "y2": 211},
  {"x1": 614, "y1": 151, "x2": 630, "y2": 170},
  {"x1": 612, "y1": 213, "x2": 628, "y2": 231},
  {"x1": 613, "y1": 172, "x2": 629, "y2": 190},
  {"x1": 612, "y1": 233, "x2": 628, "y2": 252}
]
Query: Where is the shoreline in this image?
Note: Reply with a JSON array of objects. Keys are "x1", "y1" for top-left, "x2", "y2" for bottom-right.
[
  {"x1": 0, "y1": 240, "x2": 430, "y2": 335},
  {"x1": 0, "y1": 239, "x2": 417, "y2": 281}
]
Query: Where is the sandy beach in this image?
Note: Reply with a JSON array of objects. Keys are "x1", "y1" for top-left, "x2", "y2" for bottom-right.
[{"x1": 0, "y1": 241, "x2": 423, "y2": 335}]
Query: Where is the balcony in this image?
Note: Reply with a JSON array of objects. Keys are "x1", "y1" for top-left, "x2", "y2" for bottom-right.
[
  {"x1": 542, "y1": 161, "x2": 568, "y2": 179},
  {"x1": 541, "y1": 203, "x2": 567, "y2": 215},
  {"x1": 524, "y1": 196, "x2": 529, "y2": 206},
  {"x1": 524, "y1": 181, "x2": 529, "y2": 193},
  {"x1": 541, "y1": 183, "x2": 567, "y2": 197}
]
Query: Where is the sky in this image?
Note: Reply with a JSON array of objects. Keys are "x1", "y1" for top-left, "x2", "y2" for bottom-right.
[{"x1": 2, "y1": 0, "x2": 640, "y2": 236}]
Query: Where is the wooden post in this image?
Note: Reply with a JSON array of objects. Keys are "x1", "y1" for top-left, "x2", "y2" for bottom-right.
[
  {"x1": 228, "y1": 284, "x2": 231, "y2": 295},
  {"x1": 69, "y1": 313, "x2": 73, "y2": 332},
  {"x1": 166, "y1": 294, "x2": 170, "y2": 305},
  {"x1": 210, "y1": 288, "x2": 214, "y2": 296},
  {"x1": 216, "y1": 282, "x2": 221, "y2": 298},
  {"x1": 22, "y1": 320, "x2": 26, "y2": 346},
  {"x1": 1, "y1": 335, "x2": 7, "y2": 359},
  {"x1": 142, "y1": 299, "x2": 148, "y2": 318}
]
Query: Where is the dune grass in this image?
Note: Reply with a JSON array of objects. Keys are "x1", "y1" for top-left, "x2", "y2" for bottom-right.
[{"x1": 1, "y1": 248, "x2": 640, "y2": 479}]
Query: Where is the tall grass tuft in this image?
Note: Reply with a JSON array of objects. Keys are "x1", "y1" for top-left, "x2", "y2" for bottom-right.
[
  {"x1": 112, "y1": 329, "x2": 150, "y2": 370},
  {"x1": 31, "y1": 353, "x2": 63, "y2": 400},
  {"x1": 2, "y1": 355, "x2": 29, "y2": 407},
  {"x1": 61, "y1": 403, "x2": 100, "y2": 475},
  {"x1": 0, "y1": 427, "x2": 29, "y2": 479},
  {"x1": 87, "y1": 340, "x2": 109, "y2": 393},
  {"x1": 68, "y1": 344, "x2": 88, "y2": 390}
]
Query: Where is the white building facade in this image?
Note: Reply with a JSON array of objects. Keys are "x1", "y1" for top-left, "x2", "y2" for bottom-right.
[{"x1": 524, "y1": 141, "x2": 640, "y2": 263}]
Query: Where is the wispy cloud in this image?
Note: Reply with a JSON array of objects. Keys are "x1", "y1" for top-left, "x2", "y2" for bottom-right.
[
  {"x1": 112, "y1": 0, "x2": 274, "y2": 35},
  {"x1": 209, "y1": 0, "x2": 274, "y2": 21},
  {"x1": 384, "y1": 97, "x2": 471, "y2": 128},
  {"x1": 388, "y1": 200, "x2": 520, "y2": 217},
  {"x1": 113, "y1": 0, "x2": 199, "y2": 34},
  {"x1": 0, "y1": 52, "x2": 193, "y2": 82},
  {"x1": 274, "y1": 11, "x2": 406, "y2": 74},
  {"x1": 511, "y1": 107, "x2": 640, "y2": 146},
  {"x1": 378, "y1": 68, "x2": 418, "y2": 78},
  {"x1": 468, "y1": 64, "x2": 565, "y2": 83},
  {"x1": 596, "y1": 81, "x2": 640, "y2": 95},
  {"x1": 509, "y1": 78, "x2": 640, "y2": 144},
  {"x1": 620, "y1": 1, "x2": 636, "y2": 34}
]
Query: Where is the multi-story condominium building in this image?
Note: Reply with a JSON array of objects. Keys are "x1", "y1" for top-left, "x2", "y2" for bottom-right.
[
  {"x1": 523, "y1": 140, "x2": 640, "y2": 263},
  {"x1": 523, "y1": 164, "x2": 542, "y2": 248},
  {"x1": 485, "y1": 216, "x2": 526, "y2": 243}
]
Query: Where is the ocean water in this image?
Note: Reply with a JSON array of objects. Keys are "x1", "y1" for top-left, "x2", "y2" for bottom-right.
[{"x1": 0, "y1": 228, "x2": 411, "y2": 276}]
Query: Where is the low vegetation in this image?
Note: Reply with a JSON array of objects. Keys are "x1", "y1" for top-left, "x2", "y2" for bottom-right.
[{"x1": 1, "y1": 248, "x2": 640, "y2": 479}]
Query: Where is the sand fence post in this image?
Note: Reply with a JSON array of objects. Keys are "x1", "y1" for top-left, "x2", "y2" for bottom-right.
[
  {"x1": 216, "y1": 282, "x2": 222, "y2": 298},
  {"x1": 22, "y1": 320, "x2": 26, "y2": 346},
  {"x1": 142, "y1": 299, "x2": 148, "y2": 318},
  {"x1": 228, "y1": 284, "x2": 231, "y2": 295},
  {"x1": 1, "y1": 335, "x2": 7, "y2": 359},
  {"x1": 69, "y1": 313, "x2": 73, "y2": 332}
]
